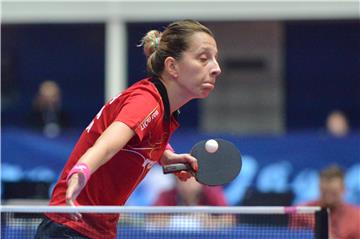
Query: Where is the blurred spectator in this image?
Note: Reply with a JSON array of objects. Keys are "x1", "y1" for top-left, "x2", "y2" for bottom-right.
[
  {"x1": 126, "y1": 165, "x2": 175, "y2": 206},
  {"x1": 290, "y1": 165, "x2": 360, "y2": 239},
  {"x1": 150, "y1": 176, "x2": 235, "y2": 228},
  {"x1": 154, "y1": 176, "x2": 226, "y2": 206},
  {"x1": 29, "y1": 80, "x2": 69, "y2": 137},
  {"x1": 326, "y1": 110, "x2": 350, "y2": 137}
]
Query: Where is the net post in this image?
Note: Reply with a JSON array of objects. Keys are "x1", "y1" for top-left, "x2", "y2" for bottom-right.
[{"x1": 314, "y1": 207, "x2": 329, "y2": 239}]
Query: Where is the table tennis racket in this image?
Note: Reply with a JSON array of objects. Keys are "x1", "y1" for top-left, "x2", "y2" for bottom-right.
[{"x1": 163, "y1": 139, "x2": 242, "y2": 186}]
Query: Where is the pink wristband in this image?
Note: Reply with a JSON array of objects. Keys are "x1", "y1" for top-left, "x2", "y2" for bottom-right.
[
  {"x1": 66, "y1": 163, "x2": 91, "y2": 185},
  {"x1": 165, "y1": 143, "x2": 174, "y2": 153}
]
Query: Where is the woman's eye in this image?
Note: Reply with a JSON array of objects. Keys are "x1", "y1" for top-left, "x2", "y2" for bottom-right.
[{"x1": 200, "y1": 57, "x2": 208, "y2": 62}]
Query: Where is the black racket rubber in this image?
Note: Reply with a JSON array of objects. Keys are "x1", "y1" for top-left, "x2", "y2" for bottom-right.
[{"x1": 162, "y1": 139, "x2": 242, "y2": 186}]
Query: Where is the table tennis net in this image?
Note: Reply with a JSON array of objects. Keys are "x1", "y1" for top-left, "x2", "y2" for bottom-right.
[{"x1": 1, "y1": 206, "x2": 328, "y2": 239}]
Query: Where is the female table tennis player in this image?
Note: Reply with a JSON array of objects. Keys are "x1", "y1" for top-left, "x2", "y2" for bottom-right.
[{"x1": 34, "y1": 19, "x2": 222, "y2": 239}]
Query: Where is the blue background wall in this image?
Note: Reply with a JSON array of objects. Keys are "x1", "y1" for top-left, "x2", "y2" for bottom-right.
[
  {"x1": 285, "y1": 20, "x2": 360, "y2": 130},
  {"x1": 2, "y1": 127, "x2": 360, "y2": 205},
  {"x1": 1, "y1": 24, "x2": 105, "y2": 128}
]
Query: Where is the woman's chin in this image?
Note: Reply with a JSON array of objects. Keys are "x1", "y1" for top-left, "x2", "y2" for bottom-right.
[{"x1": 199, "y1": 88, "x2": 214, "y2": 99}]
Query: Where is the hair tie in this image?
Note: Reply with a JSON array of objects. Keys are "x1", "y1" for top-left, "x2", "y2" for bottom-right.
[{"x1": 154, "y1": 37, "x2": 159, "y2": 50}]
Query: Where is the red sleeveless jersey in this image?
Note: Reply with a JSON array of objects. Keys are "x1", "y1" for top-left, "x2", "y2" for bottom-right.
[{"x1": 46, "y1": 78, "x2": 179, "y2": 239}]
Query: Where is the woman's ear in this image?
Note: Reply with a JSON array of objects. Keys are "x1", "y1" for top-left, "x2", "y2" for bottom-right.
[{"x1": 164, "y1": 57, "x2": 179, "y2": 79}]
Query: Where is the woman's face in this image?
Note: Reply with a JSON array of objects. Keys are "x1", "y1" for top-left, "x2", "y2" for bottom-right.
[
  {"x1": 320, "y1": 177, "x2": 345, "y2": 208},
  {"x1": 175, "y1": 32, "x2": 221, "y2": 99}
]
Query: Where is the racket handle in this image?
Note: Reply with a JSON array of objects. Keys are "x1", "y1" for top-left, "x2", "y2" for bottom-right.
[{"x1": 163, "y1": 163, "x2": 193, "y2": 174}]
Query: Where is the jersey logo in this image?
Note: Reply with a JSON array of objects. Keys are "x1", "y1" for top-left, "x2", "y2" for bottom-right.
[{"x1": 140, "y1": 107, "x2": 160, "y2": 131}]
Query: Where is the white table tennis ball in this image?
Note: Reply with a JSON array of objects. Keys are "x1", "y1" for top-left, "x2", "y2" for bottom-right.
[{"x1": 205, "y1": 139, "x2": 219, "y2": 153}]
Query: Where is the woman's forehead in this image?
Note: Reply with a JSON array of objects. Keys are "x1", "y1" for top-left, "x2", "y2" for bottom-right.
[{"x1": 187, "y1": 32, "x2": 218, "y2": 53}]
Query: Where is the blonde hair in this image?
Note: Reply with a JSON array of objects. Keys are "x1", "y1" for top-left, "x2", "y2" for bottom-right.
[{"x1": 139, "y1": 20, "x2": 214, "y2": 77}]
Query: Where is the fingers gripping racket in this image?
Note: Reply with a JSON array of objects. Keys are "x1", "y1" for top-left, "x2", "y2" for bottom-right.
[{"x1": 163, "y1": 139, "x2": 242, "y2": 186}]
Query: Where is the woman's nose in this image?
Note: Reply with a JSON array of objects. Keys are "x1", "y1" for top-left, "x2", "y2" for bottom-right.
[{"x1": 211, "y1": 60, "x2": 221, "y2": 77}]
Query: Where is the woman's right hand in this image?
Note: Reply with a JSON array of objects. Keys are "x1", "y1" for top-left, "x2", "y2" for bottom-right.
[
  {"x1": 161, "y1": 151, "x2": 198, "y2": 181},
  {"x1": 66, "y1": 173, "x2": 86, "y2": 220}
]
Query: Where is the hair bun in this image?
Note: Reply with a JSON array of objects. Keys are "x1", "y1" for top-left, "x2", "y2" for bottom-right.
[{"x1": 140, "y1": 30, "x2": 162, "y2": 58}]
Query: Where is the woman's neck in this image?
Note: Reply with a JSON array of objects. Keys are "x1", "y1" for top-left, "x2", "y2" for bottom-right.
[{"x1": 159, "y1": 76, "x2": 193, "y2": 113}]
